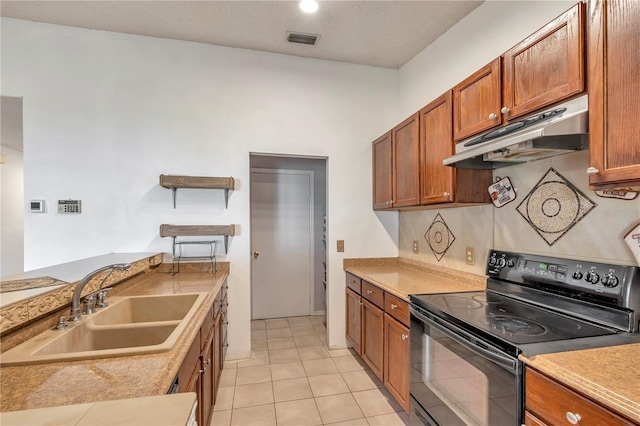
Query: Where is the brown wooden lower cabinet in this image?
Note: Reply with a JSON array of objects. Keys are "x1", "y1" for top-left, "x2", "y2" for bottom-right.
[
  {"x1": 178, "y1": 279, "x2": 228, "y2": 426},
  {"x1": 345, "y1": 287, "x2": 362, "y2": 354},
  {"x1": 383, "y1": 313, "x2": 410, "y2": 412},
  {"x1": 345, "y1": 275, "x2": 410, "y2": 413},
  {"x1": 361, "y1": 298, "x2": 384, "y2": 380},
  {"x1": 525, "y1": 368, "x2": 634, "y2": 426}
]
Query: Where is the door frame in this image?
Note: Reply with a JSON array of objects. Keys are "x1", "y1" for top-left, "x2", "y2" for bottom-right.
[{"x1": 249, "y1": 168, "x2": 316, "y2": 318}]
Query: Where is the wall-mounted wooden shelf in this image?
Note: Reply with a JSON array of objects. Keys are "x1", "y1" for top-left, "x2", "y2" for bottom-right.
[
  {"x1": 160, "y1": 224, "x2": 235, "y2": 274},
  {"x1": 159, "y1": 175, "x2": 235, "y2": 208}
]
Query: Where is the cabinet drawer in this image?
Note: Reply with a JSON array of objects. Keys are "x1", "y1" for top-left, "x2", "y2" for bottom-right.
[
  {"x1": 362, "y1": 281, "x2": 384, "y2": 308},
  {"x1": 384, "y1": 293, "x2": 409, "y2": 327},
  {"x1": 526, "y1": 369, "x2": 632, "y2": 426},
  {"x1": 346, "y1": 273, "x2": 361, "y2": 294}
]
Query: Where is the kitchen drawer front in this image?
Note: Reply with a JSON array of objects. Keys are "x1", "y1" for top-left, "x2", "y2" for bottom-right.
[
  {"x1": 384, "y1": 293, "x2": 409, "y2": 327},
  {"x1": 362, "y1": 281, "x2": 384, "y2": 308},
  {"x1": 526, "y1": 369, "x2": 633, "y2": 426},
  {"x1": 346, "y1": 273, "x2": 361, "y2": 294}
]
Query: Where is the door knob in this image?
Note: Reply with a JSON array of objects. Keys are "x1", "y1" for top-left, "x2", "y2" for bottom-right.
[
  {"x1": 253, "y1": 251, "x2": 260, "y2": 259},
  {"x1": 489, "y1": 113, "x2": 497, "y2": 120},
  {"x1": 501, "y1": 106, "x2": 510, "y2": 114},
  {"x1": 586, "y1": 167, "x2": 600, "y2": 175}
]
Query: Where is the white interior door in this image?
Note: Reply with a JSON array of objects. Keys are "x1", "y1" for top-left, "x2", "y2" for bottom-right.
[{"x1": 251, "y1": 169, "x2": 313, "y2": 319}]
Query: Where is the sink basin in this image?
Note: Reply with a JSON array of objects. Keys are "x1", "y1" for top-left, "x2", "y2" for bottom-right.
[
  {"x1": 34, "y1": 323, "x2": 179, "y2": 355},
  {"x1": 0, "y1": 292, "x2": 207, "y2": 366},
  {"x1": 92, "y1": 294, "x2": 201, "y2": 325}
]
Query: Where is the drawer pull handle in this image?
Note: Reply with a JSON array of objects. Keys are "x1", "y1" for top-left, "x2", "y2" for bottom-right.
[
  {"x1": 367, "y1": 290, "x2": 373, "y2": 294},
  {"x1": 566, "y1": 412, "x2": 581, "y2": 424},
  {"x1": 359, "y1": 301, "x2": 363, "y2": 306},
  {"x1": 401, "y1": 334, "x2": 408, "y2": 340},
  {"x1": 391, "y1": 303, "x2": 397, "y2": 309},
  {"x1": 586, "y1": 167, "x2": 599, "y2": 175}
]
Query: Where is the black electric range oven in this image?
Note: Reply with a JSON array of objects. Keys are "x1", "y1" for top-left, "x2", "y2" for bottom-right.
[{"x1": 409, "y1": 250, "x2": 640, "y2": 426}]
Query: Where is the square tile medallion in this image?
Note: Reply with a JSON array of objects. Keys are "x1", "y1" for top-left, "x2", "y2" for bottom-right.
[{"x1": 516, "y1": 168, "x2": 596, "y2": 245}]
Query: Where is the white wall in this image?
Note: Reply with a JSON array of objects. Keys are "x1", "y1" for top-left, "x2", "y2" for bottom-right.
[
  {"x1": 0, "y1": 146, "x2": 24, "y2": 277},
  {"x1": 1, "y1": 18, "x2": 400, "y2": 356}
]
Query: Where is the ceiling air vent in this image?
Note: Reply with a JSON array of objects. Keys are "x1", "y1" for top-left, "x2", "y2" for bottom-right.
[{"x1": 287, "y1": 32, "x2": 319, "y2": 46}]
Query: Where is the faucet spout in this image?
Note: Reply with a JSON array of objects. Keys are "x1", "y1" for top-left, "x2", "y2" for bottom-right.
[{"x1": 69, "y1": 263, "x2": 131, "y2": 321}]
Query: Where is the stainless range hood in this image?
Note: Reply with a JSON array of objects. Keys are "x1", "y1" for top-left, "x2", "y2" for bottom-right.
[{"x1": 444, "y1": 95, "x2": 589, "y2": 169}]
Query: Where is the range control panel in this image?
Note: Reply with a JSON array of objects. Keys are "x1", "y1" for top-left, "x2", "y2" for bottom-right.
[{"x1": 486, "y1": 250, "x2": 638, "y2": 305}]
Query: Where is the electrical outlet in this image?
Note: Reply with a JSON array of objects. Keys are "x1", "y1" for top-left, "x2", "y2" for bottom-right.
[
  {"x1": 337, "y1": 240, "x2": 345, "y2": 253},
  {"x1": 413, "y1": 240, "x2": 419, "y2": 254},
  {"x1": 466, "y1": 247, "x2": 475, "y2": 265}
]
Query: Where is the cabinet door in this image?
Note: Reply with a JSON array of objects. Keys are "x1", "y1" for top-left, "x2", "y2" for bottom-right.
[
  {"x1": 503, "y1": 3, "x2": 585, "y2": 120},
  {"x1": 588, "y1": 0, "x2": 640, "y2": 189},
  {"x1": 373, "y1": 132, "x2": 394, "y2": 209},
  {"x1": 453, "y1": 58, "x2": 502, "y2": 141},
  {"x1": 419, "y1": 91, "x2": 455, "y2": 204},
  {"x1": 345, "y1": 287, "x2": 362, "y2": 355},
  {"x1": 392, "y1": 113, "x2": 420, "y2": 208},
  {"x1": 201, "y1": 339, "x2": 214, "y2": 426},
  {"x1": 361, "y1": 298, "x2": 384, "y2": 380},
  {"x1": 214, "y1": 309, "x2": 223, "y2": 388},
  {"x1": 383, "y1": 314, "x2": 410, "y2": 413}
]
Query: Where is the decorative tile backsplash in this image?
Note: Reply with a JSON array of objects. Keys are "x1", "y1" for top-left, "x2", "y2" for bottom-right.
[
  {"x1": 516, "y1": 168, "x2": 597, "y2": 246},
  {"x1": 424, "y1": 213, "x2": 455, "y2": 261},
  {"x1": 399, "y1": 151, "x2": 640, "y2": 271}
]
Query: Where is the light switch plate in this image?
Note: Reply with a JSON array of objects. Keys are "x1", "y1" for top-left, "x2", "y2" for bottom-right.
[
  {"x1": 465, "y1": 247, "x2": 475, "y2": 265},
  {"x1": 337, "y1": 240, "x2": 344, "y2": 252},
  {"x1": 413, "y1": 240, "x2": 419, "y2": 254}
]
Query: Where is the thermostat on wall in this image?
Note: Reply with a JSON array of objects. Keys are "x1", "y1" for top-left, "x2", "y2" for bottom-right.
[
  {"x1": 30, "y1": 200, "x2": 46, "y2": 213},
  {"x1": 58, "y1": 199, "x2": 82, "y2": 214}
]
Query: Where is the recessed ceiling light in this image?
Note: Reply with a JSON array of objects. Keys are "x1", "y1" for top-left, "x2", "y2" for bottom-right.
[{"x1": 300, "y1": 0, "x2": 319, "y2": 14}]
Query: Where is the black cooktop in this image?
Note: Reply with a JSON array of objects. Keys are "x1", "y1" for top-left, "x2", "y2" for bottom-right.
[{"x1": 410, "y1": 290, "x2": 617, "y2": 347}]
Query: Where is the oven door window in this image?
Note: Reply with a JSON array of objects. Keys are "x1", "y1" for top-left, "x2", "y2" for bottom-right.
[{"x1": 410, "y1": 313, "x2": 520, "y2": 426}]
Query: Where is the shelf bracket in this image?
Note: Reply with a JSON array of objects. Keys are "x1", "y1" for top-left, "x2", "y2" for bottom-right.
[
  {"x1": 171, "y1": 188, "x2": 177, "y2": 209},
  {"x1": 224, "y1": 235, "x2": 230, "y2": 253},
  {"x1": 224, "y1": 188, "x2": 231, "y2": 209}
]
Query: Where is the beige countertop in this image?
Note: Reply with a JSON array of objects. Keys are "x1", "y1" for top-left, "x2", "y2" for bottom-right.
[
  {"x1": 344, "y1": 257, "x2": 486, "y2": 300},
  {"x1": 0, "y1": 270, "x2": 227, "y2": 412},
  {"x1": 0, "y1": 393, "x2": 197, "y2": 426},
  {"x1": 520, "y1": 344, "x2": 640, "y2": 424}
]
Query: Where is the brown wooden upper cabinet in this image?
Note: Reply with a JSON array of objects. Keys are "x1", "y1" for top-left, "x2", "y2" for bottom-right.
[
  {"x1": 372, "y1": 113, "x2": 420, "y2": 209},
  {"x1": 453, "y1": 3, "x2": 585, "y2": 141},
  {"x1": 587, "y1": 0, "x2": 640, "y2": 190},
  {"x1": 420, "y1": 91, "x2": 493, "y2": 205},
  {"x1": 372, "y1": 131, "x2": 393, "y2": 209},
  {"x1": 453, "y1": 58, "x2": 503, "y2": 141},
  {"x1": 502, "y1": 2, "x2": 585, "y2": 121}
]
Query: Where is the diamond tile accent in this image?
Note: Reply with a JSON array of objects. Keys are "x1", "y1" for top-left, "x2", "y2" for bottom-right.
[
  {"x1": 424, "y1": 213, "x2": 455, "y2": 261},
  {"x1": 516, "y1": 168, "x2": 596, "y2": 245}
]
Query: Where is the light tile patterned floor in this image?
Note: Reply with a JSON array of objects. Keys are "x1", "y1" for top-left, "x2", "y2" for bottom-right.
[{"x1": 211, "y1": 316, "x2": 409, "y2": 426}]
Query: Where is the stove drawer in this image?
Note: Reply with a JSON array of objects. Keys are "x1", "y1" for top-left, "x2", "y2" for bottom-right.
[
  {"x1": 362, "y1": 281, "x2": 384, "y2": 308},
  {"x1": 526, "y1": 369, "x2": 633, "y2": 426}
]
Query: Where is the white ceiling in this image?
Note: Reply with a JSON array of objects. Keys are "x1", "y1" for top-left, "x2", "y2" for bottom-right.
[{"x1": 0, "y1": 0, "x2": 483, "y2": 69}]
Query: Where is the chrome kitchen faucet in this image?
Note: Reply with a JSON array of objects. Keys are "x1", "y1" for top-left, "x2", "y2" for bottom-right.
[{"x1": 68, "y1": 263, "x2": 131, "y2": 321}]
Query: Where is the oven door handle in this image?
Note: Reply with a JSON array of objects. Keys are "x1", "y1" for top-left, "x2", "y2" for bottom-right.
[{"x1": 411, "y1": 306, "x2": 519, "y2": 373}]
